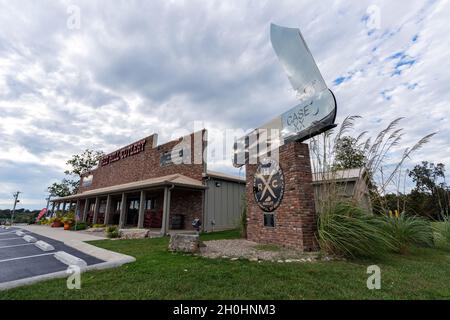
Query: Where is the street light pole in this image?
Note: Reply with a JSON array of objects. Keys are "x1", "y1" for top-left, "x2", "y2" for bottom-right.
[{"x1": 11, "y1": 191, "x2": 21, "y2": 226}]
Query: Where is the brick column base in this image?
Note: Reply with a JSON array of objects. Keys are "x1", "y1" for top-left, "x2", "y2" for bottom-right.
[{"x1": 246, "y1": 141, "x2": 319, "y2": 251}]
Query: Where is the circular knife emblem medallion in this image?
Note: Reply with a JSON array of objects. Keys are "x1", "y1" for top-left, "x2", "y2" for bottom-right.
[{"x1": 253, "y1": 158, "x2": 285, "y2": 212}]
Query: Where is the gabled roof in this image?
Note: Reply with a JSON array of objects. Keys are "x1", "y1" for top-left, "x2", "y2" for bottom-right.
[{"x1": 53, "y1": 174, "x2": 206, "y2": 202}]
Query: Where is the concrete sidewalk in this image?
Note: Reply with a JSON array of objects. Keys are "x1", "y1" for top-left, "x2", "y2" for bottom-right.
[{"x1": 21, "y1": 225, "x2": 107, "y2": 242}]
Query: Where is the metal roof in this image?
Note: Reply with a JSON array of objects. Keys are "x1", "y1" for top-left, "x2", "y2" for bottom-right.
[
  {"x1": 312, "y1": 168, "x2": 366, "y2": 183},
  {"x1": 205, "y1": 170, "x2": 246, "y2": 183},
  {"x1": 52, "y1": 174, "x2": 206, "y2": 202}
]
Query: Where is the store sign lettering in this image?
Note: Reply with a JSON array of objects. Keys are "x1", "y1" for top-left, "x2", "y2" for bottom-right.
[{"x1": 101, "y1": 139, "x2": 146, "y2": 166}]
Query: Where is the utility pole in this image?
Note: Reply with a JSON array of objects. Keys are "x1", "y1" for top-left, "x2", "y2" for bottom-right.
[
  {"x1": 45, "y1": 194, "x2": 52, "y2": 210},
  {"x1": 45, "y1": 193, "x2": 53, "y2": 218},
  {"x1": 11, "y1": 191, "x2": 21, "y2": 226}
]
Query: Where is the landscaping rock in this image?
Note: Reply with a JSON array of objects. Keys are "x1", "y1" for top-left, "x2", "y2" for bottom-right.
[
  {"x1": 200, "y1": 239, "x2": 321, "y2": 262},
  {"x1": 169, "y1": 234, "x2": 201, "y2": 253},
  {"x1": 86, "y1": 227, "x2": 106, "y2": 233},
  {"x1": 119, "y1": 228, "x2": 149, "y2": 239}
]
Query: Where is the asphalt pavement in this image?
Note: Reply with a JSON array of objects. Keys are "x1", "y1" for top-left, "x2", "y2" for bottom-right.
[{"x1": 0, "y1": 226, "x2": 103, "y2": 286}]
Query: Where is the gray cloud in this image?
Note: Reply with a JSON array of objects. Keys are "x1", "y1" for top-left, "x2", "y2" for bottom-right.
[{"x1": 0, "y1": 0, "x2": 449, "y2": 208}]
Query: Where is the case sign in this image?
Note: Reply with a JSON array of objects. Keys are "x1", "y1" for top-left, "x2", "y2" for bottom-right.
[{"x1": 253, "y1": 158, "x2": 285, "y2": 212}]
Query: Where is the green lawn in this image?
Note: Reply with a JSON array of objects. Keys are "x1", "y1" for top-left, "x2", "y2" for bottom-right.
[{"x1": 1, "y1": 230, "x2": 449, "y2": 299}]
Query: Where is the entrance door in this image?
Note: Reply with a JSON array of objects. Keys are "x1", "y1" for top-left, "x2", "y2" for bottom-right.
[{"x1": 126, "y1": 198, "x2": 140, "y2": 226}]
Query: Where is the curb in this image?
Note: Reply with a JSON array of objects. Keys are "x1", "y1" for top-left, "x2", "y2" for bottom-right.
[
  {"x1": 35, "y1": 240, "x2": 55, "y2": 252},
  {"x1": 23, "y1": 235, "x2": 37, "y2": 243},
  {"x1": 0, "y1": 257, "x2": 135, "y2": 291},
  {"x1": 54, "y1": 251, "x2": 88, "y2": 268}
]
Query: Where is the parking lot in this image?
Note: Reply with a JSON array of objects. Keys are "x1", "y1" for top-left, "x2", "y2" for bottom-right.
[{"x1": 0, "y1": 226, "x2": 104, "y2": 289}]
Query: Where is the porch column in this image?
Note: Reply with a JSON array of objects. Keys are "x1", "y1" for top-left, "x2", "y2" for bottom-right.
[
  {"x1": 62, "y1": 202, "x2": 67, "y2": 214},
  {"x1": 75, "y1": 200, "x2": 80, "y2": 220},
  {"x1": 82, "y1": 199, "x2": 89, "y2": 222},
  {"x1": 93, "y1": 197, "x2": 100, "y2": 225},
  {"x1": 165, "y1": 188, "x2": 172, "y2": 233},
  {"x1": 119, "y1": 193, "x2": 127, "y2": 228},
  {"x1": 51, "y1": 202, "x2": 56, "y2": 217},
  {"x1": 104, "y1": 195, "x2": 112, "y2": 225},
  {"x1": 161, "y1": 187, "x2": 172, "y2": 235},
  {"x1": 138, "y1": 191, "x2": 146, "y2": 229}
]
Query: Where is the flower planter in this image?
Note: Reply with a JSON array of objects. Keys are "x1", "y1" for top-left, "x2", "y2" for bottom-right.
[
  {"x1": 64, "y1": 223, "x2": 72, "y2": 230},
  {"x1": 51, "y1": 221, "x2": 63, "y2": 228}
]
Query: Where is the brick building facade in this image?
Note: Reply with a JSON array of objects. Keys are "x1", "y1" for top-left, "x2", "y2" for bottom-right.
[{"x1": 51, "y1": 130, "x2": 245, "y2": 234}]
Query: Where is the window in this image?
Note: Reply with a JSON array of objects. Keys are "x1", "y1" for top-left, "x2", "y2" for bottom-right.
[
  {"x1": 129, "y1": 200, "x2": 139, "y2": 210},
  {"x1": 99, "y1": 201, "x2": 106, "y2": 214},
  {"x1": 82, "y1": 174, "x2": 93, "y2": 187},
  {"x1": 146, "y1": 199, "x2": 156, "y2": 210}
]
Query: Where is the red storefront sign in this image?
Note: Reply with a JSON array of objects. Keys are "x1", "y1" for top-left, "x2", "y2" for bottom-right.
[
  {"x1": 36, "y1": 208, "x2": 47, "y2": 222},
  {"x1": 101, "y1": 139, "x2": 147, "y2": 166}
]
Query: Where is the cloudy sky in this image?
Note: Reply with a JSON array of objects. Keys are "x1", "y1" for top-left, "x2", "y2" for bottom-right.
[{"x1": 0, "y1": 0, "x2": 449, "y2": 209}]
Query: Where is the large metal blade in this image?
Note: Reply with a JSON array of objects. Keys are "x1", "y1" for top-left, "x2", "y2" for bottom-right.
[
  {"x1": 270, "y1": 23, "x2": 327, "y2": 100},
  {"x1": 232, "y1": 24, "x2": 337, "y2": 167}
]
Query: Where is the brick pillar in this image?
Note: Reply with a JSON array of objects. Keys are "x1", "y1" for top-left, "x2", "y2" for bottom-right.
[{"x1": 246, "y1": 141, "x2": 319, "y2": 251}]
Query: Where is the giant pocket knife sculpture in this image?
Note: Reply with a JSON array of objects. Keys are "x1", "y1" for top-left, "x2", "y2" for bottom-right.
[{"x1": 233, "y1": 23, "x2": 337, "y2": 167}]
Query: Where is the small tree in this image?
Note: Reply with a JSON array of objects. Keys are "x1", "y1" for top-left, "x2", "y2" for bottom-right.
[
  {"x1": 47, "y1": 178, "x2": 78, "y2": 197},
  {"x1": 48, "y1": 149, "x2": 104, "y2": 196},
  {"x1": 408, "y1": 161, "x2": 449, "y2": 218},
  {"x1": 65, "y1": 149, "x2": 105, "y2": 178},
  {"x1": 333, "y1": 136, "x2": 366, "y2": 170}
]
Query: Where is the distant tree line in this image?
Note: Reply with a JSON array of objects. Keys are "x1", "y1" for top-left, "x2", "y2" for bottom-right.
[
  {"x1": 0, "y1": 209, "x2": 40, "y2": 224},
  {"x1": 334, "y1": 136, "x2": 449, "y2": 220},
  {"x1": 377, "y1": 161, "x2": 449, "y2": 220}
]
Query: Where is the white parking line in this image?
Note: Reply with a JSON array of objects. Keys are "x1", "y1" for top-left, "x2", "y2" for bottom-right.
[
  {"x1": 0, "y1": 243, "x2": 34, "y2": 249},
  {"x1": 0, "y1": 238, "x2": 21, "y2": 241},
  {"x1": 0, "y1": 253, "x2": 54, "y2": 263}
]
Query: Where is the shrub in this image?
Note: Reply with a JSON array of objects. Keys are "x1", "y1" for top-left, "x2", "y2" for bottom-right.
[
  {"x1": 71, "y1": 222, "x2": 87, "y2": 231},
  {"x1": 39, "y1": 218, "x2": 50, "y2": 225},
  {"x1": 318, "y1": 201, "x2": 395, "y2": 258},
  {"x1": 62, "y1": 212, "x2": 76, "y2": 225},
  {"x1": 381, "y1": 213, "x2": 434, "y2": 253},
  {"x1": 106, "y1": 225, "x2": 119, "y2": 238},
  {"x1": 92, "y1": 224, "x2": 106, "y2": 228},
  {"x1": 433, "y1": 217, "x2": 450, "y2": 249}
]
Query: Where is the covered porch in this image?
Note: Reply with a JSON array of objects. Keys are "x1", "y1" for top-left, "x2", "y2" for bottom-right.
[{"x1": 49, "y1": 174, "x2": 206, "y2": 235}]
